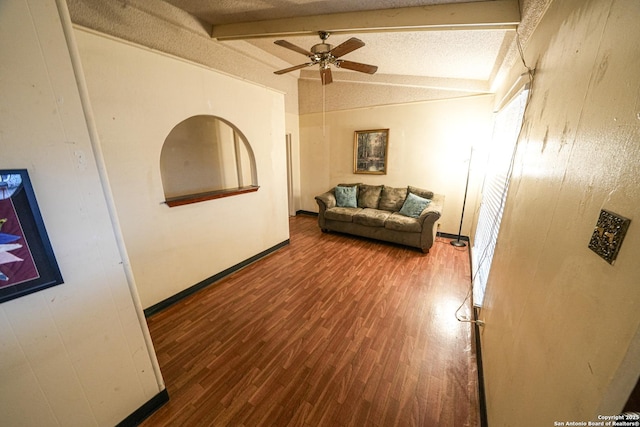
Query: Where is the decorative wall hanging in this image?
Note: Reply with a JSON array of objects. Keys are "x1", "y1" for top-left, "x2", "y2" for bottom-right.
[
  {"x1": 0, "y1": 170, "x2": 63, "y2": 303},
  {"x1": 354, "y1": 129, "x2": 389, "y2": 175},
  {"x1": 588, "y1": 209, "x2": 631, "y2": 265}
]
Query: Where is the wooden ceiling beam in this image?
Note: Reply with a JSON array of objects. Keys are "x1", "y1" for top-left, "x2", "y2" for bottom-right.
[{"x1": 211, "y1": 0, "x2": 520, "y2": 40}]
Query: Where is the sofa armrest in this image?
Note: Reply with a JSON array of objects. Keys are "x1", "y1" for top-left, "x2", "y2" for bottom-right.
[
  {"x1": 315, "y1": 190, "x2": 337, "y2": 210},
  {"x1": 315, "y1": 190, "x2": 337, "y2": 230},
  {"x1": 418, "y1": 193, "x2": 444, "y2": 221},
  {"x1": 417, "y1": 193, "x2": 445, "y2": 253}
]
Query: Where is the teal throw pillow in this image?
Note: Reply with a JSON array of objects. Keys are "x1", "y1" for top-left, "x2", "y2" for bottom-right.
[
  {"x1": 399, "y1": 192, "x2": 431, "y2": 218},
  {"x1": 335, "y1": 186, "x2": 357, "y2": 208}
]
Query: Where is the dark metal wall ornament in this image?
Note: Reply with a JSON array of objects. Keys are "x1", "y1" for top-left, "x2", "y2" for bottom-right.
[
  {"x1": 0, "y1": 169, "x2": 63, "y2": 303},
  {"x1": 588, "y1": 209, "x2": 631, "y2": 265}
]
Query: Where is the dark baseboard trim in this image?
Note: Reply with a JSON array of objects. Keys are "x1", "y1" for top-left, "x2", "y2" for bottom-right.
[
  {"x1": 296, "y1": 210, "x2": 318, "y2": 217},
  {"x1": 143, "y1": 240, "x2": 290, "y2": 317},
  {"x1": 474, "y1": 306, "x2": 488, "y2": 427},
  {"x1": 437, "y1": 231, "x2": 470, "y2": 242},
  {"x1": 116, "y1": 388, "x2": 169, "y2": 427}
]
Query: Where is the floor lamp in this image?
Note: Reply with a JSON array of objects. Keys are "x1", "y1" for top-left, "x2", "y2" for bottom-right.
[{"x1": 451, "y1": 147, "x2": 472, "y2": 247}]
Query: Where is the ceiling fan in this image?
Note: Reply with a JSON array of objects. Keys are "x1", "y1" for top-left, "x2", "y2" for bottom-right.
[{"x1": 273, "y1": 31, "x2": 378, "y2": 85}]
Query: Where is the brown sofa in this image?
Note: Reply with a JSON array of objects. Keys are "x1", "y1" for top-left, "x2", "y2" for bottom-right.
[{"x1": 315, "y1": 184, "x2": 444, "y2": 253}]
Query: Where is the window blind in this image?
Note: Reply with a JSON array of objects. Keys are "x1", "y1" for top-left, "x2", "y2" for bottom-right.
[{"x1": 472, "y1": 87, "x2": 529, "y2": 306}]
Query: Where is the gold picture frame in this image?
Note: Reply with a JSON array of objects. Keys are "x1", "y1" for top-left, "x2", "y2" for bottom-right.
[{"x1": 353, "y1": 129, "x2": 389, "y2": 174}]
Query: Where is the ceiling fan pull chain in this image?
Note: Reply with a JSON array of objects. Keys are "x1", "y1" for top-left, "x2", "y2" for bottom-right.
[{"x1": 322, "y1": 80, "x2": 326, "y2": 136}]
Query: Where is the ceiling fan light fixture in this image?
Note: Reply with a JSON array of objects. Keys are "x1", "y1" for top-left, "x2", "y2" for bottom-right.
[{"x1": 311, "y1": 43, "x2": 332, "y2": 55}]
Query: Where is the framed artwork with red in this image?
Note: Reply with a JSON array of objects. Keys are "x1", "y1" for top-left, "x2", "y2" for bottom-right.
[{"x1": 0, "y1": 169, "x2": 63, "y2": 303}]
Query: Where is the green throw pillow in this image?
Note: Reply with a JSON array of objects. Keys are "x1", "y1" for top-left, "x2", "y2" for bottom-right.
[
  {"x1": 399, "y1": 192, "x2": 431, "y2": 218},
  {"x1": 335, "y1": 186, "x2": 357, "y2": 208}
]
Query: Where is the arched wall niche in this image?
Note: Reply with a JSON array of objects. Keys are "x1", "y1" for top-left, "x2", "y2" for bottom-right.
[{"x1": 160, "y1": 115, "x2": 259, "y2": 207}]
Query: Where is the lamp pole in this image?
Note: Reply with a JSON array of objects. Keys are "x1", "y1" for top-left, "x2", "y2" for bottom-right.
[{"x1": 451, "y1": 147, "x2": 473, "y2": 247}]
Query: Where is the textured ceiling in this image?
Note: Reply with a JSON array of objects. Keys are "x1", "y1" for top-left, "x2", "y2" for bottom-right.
[
  {"x1": 162, "y1": 0, "x2": 485, "y2": 25},
  {"x1": 68, "y1": 0, "x2": 551, "y2": 108},
  {"x1": 160, "y1": 0, "x2": 520, "y2": 85},
  {"x1": 248, "y1": 29, "x2": 511, "y2": 81}
]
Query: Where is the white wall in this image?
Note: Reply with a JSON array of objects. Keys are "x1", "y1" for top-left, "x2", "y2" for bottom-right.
[
  {"x1": 0, "y1": 1, "x2": 162, "y2": 425},
  {"x1": 481, "y1": 0, "x2": 640, "y2": 424},
  {"x1": 67, "y1": 0, "x2": 304, "y2": 214},
  {"x1": 298, "y1": 95, "x2": 495, "y2": 235},
  {"x1": 75, "y1": 30, "x2": 290, "y2": 308}
]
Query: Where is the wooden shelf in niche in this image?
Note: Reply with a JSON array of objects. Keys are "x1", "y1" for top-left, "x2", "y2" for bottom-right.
[{"x1": 164, "y1": 185, "x2": 259, "y2": 207}]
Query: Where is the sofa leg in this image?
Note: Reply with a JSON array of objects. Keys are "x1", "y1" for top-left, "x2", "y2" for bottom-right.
[
  {"x1": 422, "y1": 247, "x2": 430, "y2": 254},
  {"x1": 321, "y1": 228, "x2": 329, "y2": 233}
]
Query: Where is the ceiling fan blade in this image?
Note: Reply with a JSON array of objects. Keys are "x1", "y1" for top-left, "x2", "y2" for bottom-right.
[
  {"x1": 336, "y1": 60, "x2": 378, "y2": 75},
  {"x1": 330, "y1": 37, "x2": 365, "y2": 58},
  {"x1": 320, "y1": 67, "x2": 333, "y2": 85},
  {"x1": 274, "y1": 40, "x2": 313, "y2": 57},
  {"x1": 274, "y1": 62, "x2": 314, "y2": 75}
]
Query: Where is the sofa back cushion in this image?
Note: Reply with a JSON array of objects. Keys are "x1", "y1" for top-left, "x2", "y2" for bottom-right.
[
  {"x1": 379, "y1": 186, "x2": 407, "y2": 211},
  {"x1": 408, "y1": 185, "x2": 434, "y2": 200},
  {"x1": 357, "y1": 184, "x2": 383, "y2": 209}
]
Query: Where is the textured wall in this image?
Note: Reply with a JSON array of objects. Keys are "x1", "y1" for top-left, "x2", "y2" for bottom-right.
[
  {"x1": 481, "y1": 0, "x2": 640, "y2": 424},
  {"x1": 0, "y1": 1, "x2": 162, "y2": 425},
  {"x1": 299, "y1": 95, "x2": 495, "y2": 235},
  {"x1": 67, "y1": 0, "x2": 302, "y2": 213},
  {"x1": 75, "y1": 29, "x2": 290, "y2": 308}
]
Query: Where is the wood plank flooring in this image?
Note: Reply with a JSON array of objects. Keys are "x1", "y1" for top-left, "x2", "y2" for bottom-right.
[{"x1": 142, "y1": 215, "x2": 479, "y2": 426}]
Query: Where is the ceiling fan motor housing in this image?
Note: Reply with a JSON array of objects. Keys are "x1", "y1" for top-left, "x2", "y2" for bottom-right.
[{"x1": 311, "y1": 43, "x2": 332, "y2": 55}]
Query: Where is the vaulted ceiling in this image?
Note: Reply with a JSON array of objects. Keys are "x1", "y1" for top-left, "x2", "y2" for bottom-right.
[
  {"x1": 68, "y1": 0, "x2": 550, "y2": 112},
  {"x1": 167, "y1": 0, "x2": 517, "y2": 86}
]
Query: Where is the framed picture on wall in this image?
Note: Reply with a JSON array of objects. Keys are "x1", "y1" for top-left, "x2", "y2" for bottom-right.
[
  {"x1": 354, "y1": 129, "x2": 389, "y2": 174},
  {"x1": 0, "y1": 169, "x2": 63, "y2": 303}
]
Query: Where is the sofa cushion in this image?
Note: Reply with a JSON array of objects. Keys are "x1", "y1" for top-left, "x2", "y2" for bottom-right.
[
  {"x1": 385, "y1": 213, "x2": 422, "y2": 233},
  {"x1": 379, "y1": 186, "x2": 407, "y2": 212},
  {"x1": 358, "y1": 184, "x2": 383, "y2": 209},
  {"x1": 408, "y1": 185, "x2": 434, "y2": 200},
  {"x1": 353, "y1": 208, "x2": 391, "y2": 227},
  {"x1": 325, "y1": 207, "x2": 362, "y2": 222},
  {"x1": 335, "y1": 185, "x2": 357, "y2": 208},
  {"x1": 338, "y1": 182, "x2": 362, "y2": 197},
  {"x1": 399, "y1": 192, "x2": 431, "y2": 218}
]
